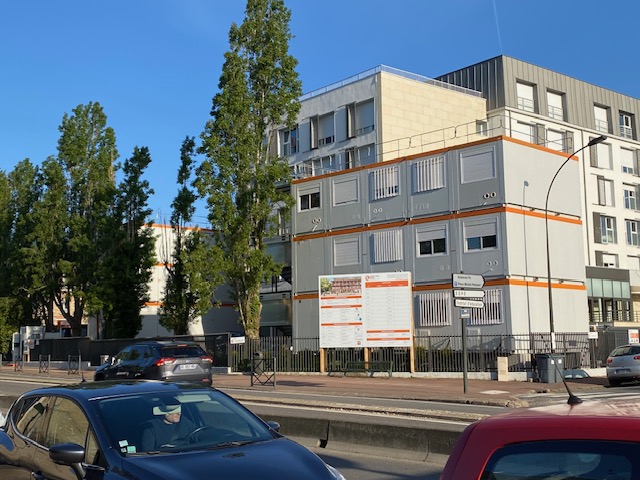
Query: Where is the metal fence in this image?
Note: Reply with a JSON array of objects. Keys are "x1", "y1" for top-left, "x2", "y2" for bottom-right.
[{"x1": 22, "y1": 329, "x2": 631, "y2": 374}]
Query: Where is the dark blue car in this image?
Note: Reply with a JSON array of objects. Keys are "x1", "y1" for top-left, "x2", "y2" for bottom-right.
[{"x1": 0, "y1": 381, "x2": 345, "y2": 480}]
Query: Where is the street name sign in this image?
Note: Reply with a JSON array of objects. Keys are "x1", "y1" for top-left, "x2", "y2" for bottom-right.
[
  {"x1": 455, "y1": 298, "x2": 485, "y2": 309},
  {"x1": 452, "y1": 273, "x2": 485, "y2": 289},
  {"x1": 453, "y1": 289, "x2": 485, "y2": 298}
]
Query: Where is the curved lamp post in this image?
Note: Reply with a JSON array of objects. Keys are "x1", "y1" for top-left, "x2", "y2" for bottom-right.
[{"x1": 545, "y1": 134, "x2": 607, "y2": 348}]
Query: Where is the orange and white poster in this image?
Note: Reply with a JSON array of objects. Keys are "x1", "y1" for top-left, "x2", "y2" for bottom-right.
[{"x1": 319, "y1": 272, "x2": 412, "y2": 348}]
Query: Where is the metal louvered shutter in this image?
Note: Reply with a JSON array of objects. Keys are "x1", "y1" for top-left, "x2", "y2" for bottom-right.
[
  {"x1": 461, "y1": 150, "x2": 495, "y2": 183},
  {"x1": 373, "y1": 230, "x2": 402, "y2": 263},
  {"x1": 334, "y1": 238, "x2": 360, "y2": 266},
  {"x1": 418, "y1": 292, "x2": 451, "y2": 327},
  {"x1": 333, "y1": 178, "x2": 358, "y2": 205},
  {"x1": 414, "y1": 156, "x2": 445, "y2": 192}
]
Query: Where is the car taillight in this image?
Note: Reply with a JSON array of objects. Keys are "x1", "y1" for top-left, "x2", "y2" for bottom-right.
[
  {"x1": 200, "y1": 355, "x2": 213, "y2": 363},
  {"x1": 634, "y1": 355, "x2": 640, "y2": 361},
  {"x1": 156, "y1": 357, "x2": 176, "y2": 366}
]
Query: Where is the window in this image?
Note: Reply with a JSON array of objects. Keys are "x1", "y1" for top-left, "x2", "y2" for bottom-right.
[
  {"x1": 461, "y1": 149, "x2": 495, "y2": 183},
  {"x1": 546, "y1": 129, "x2": 565, "y2": 152},
  {"x1": 516, "y1": 81, "x2": 535, "y2": 112},
  {"x1": 355, "y1": 99, "x2": 375, "y2": 135},
  {"x1": 513, "y1": 121, "x2": 536, "y2": 144},
  {"x1": 342, "y1": 148, "x2": 355, "y2": 170},
  {"x1": 280, "y1": 127, "x2": 298, "y2": 156},
  {"x1": 620, "y1": 112, "x2": 634, "y2": 139},
  {"x1": 602, "y1": 253, "x2": 618, "y2": 268},
  {"x1": 44, "y1": 397, "x2": 90, "y2": 448},
  {"x1": 358, "y1": 144, "x2": 376, "y2": 166},
  {"x1": 417, "y1": 227, "x2": 447, "y2": 256},
  {"x1": 627, "y1": 220, "x2": 640, "y2": 246},
  {"x1": 590, "y1": 140, "x2": 612, "y2": 169},
  {"x1": 333, "y1": 177, "x2": 359, "y2": 206},
  {"x1": 547, "y1": 90, "x2": 564, "y2": 120},
  {"x1": 597, "y1": 176, "x2": 614, "y2": 206},
  {"x1": 371, "y1": 165, "x2": 399, "y2": 200},
  {"x1": 318, "y1": 113, "x2": 335, "y2": 146},
  {"x1": 465, "y1": 220, "x2": 498, "y2": 251},
  {"x1": 600, "y1": 215, "x2": 617, "y2": 244},
  {"x1": 414, "y1": 156, "x2": 445, "y2": 192},
  {"x1": 15, "y1": 396, "x2": 50, "y2": 444},
  {"x1": 373, "y1": 230, "x2": 403, "y2": 263},
  {"x1": 624, "y1": 185, "x2": 639, "y2": 210},
  {"x1": 629, "y1": 256, "x2": 640, "y2": 270},
  {"x1": 334, "y1": 237, "x2": 360, "y2": 266},
  {"x1": 299, "y1": 187, "x2": 320, "y2": 211},
  {"x1": 346, "y1": 103, "x2": 355, "y2": 138},
  {"x1": 594, "y1": 105, "x2": 609, "y2": 133},
  {"x1": 469, "y1": 289, "x2": 503, "y2": 325},
  {"x1": 621, "y1": 148, "x2": 638, "y2": 175},
  {"x1": 418, "y1": 292, "x2": 451, "y2": 327}
]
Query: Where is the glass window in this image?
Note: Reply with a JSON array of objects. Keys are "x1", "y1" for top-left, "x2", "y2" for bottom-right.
[
  {"x1": 621, "y1": 148, "x2": 637, "y2": 175},
  {"x1": 624, "y1": 186, "x2": 638, "y2": 210},
  {"x1": 14, "y1": 396, "x2": 50, "y2": 444},
  {"x1": 547, "y1": 90, "x2": 564, "y2": 120},
  {"x1": 465, "y1": 221, "x2": 498, "y2": 251},
  {"x1": 601, "y1": 216, "x2": 617, "y2": 244},
  {"x1": 299, "y1": 188, "x2": 320, "y2": 211},
  {"x1": 620, "y1": 112, "x2": 634, "y2": 139},
  {"x1": 417, "y1": 228, "x2": 447, "y2": 256},
  {"x1": 482, "y1": 440, "x2": 638, "y2": 479},
  {"x1": 44, "y1": 397, "x2": 89, "y2": 448},
  {"x1": 595, "y1": 105, "x2": 609, "y2": 133},
  {"x1": 516, "y1": 81, "x2": 535, "y2": 112},
  {"x1": 626, "y1": 220, "x2": 640, "y2": 246}
]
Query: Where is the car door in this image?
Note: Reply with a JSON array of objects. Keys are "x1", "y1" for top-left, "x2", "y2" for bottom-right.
[
  {"x1": 31, "y1": 396, "x2": 101, "y2": 480},
  {"x1": 0, "y1": 395, "x2": 50, "y2": 480},
  {"x1": 111, "y1": 346, "x2": 134, "y2": 378}
]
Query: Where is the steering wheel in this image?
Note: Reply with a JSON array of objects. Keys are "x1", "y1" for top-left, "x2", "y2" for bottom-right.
[{"x1": 185, "y1": 425, "x2": 217, "y2": 443}]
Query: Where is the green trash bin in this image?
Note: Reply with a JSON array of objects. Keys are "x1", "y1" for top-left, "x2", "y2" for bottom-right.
[{"x1": 535, "y1": 353, "x2": 565, "y2": 383}]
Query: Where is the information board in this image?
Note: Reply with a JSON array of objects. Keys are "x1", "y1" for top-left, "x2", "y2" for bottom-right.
[{"x1": 319, "y1": 272, "x2": 412, "y2": 348}]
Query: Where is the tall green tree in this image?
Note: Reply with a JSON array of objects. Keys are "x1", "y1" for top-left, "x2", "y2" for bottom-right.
[
  {"x1": 0, "y1": 170, "x2": 19, "y2": 354},
  {"x1": 99, "y1": 146, "x2": 156, "y2": 338},
  {"x1": 55, "y1": 102, "x2": 118, "y2": 337},
  {"x1": 160, "y1": 137, "x2": 222, "y2": 336},
  {"x1": 197, "y1": 0, "x2": 301, "y2": 339}
]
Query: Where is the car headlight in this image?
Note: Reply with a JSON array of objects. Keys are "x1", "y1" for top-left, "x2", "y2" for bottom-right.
[{"x1": 326, "y1": 464, "x2": 346, "y2": 480}]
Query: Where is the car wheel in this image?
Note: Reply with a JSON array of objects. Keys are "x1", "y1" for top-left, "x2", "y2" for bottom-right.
[{"x1": 608, "y1": 378, "x2": 622, "y2": 387}]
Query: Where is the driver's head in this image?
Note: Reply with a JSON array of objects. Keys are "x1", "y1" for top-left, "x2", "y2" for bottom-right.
[{"x1": 155, "y1": 404, "x2": 181, "y2": 424}]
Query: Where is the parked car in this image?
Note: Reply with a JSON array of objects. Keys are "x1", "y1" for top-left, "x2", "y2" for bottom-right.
[
  {"x1": 440, "y1": 395, "x2": 640, "y2": 479},
  {"x1": 606, "y1": 343, "x2": 640, "y2": 386},
  {"x1": 93, "y1": 341, "x2": 213, "y2": 385},
  {"x1": 0, "y1": 381, "x2": 346, "y2": 480}
]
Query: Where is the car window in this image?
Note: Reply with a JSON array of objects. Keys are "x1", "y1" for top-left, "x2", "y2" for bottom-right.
[
  {"x1": 130, "y1": 346, "x2": 145, "y2": 361},
  {"x1": 115, "y1": 346, "x2": 133, "y2": 362},
  {"x1": 160, "y1": 346, "x2": 205, "y2": 357},
  {"x1": 631, "y1": 345, "x2": 640, "y2": 355},
  {"x1": 480, "y1": 440, "x2": 639, "y2": 479},
  {"x1": 14, "y1": 396, "x2": 50, "y2": 444},
  {"x1": 44, "y1": 397, "x2": 90, "y2": 449}
]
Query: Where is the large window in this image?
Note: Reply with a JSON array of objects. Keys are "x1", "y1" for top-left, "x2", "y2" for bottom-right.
[
  {"x1": 547, "y1": 90, "x2": 564, "y2": 120},
  {"x1": 417, "y1": 227, "x2": 447, "y2": 256},
  {"x1": 620, "y1": 112, "x2": 634, "y2": 139},
  {"x1": 513, "y1": 121, "x2": 536, "y2": 144},
  {"x1": 280, "y1": 126, "x2": 298, "y2": 156},
  {"x1": 624, "y1": 185, "x2": 639, "y2": 210},
  {"x1": 621, "y1": 148, "x2": 638, "y2": 175},
  {"x1": 318, "y1": 113, "x2": 335, "y2": 146},
  {"x1": 464, "y1": 221, "x2": 498, "y2": 251},
  {"x1": 299, "y1": 187, "x2": 320, "y2": 211},
  {"x1": 371, "y1": 165, "x2": 399, "y2": 200},
  {"x1": 594, "y1": 105, "x2": 609, "y2": 133},
  {"x1": 597, "y1": 176, "x2": 614, "y2": 206},
  {"x1": 546, "y1": 129, "x2": 565, "y2": 152},
  {"x1": 373, "y1": 230, "x2": 403, "y2": 263},
  {"x1": 355, "y1": 99, "x2": 375, "y2": 135},
  {"x1": 417, "y1": 292, "x2": 451, "y2": 327},
  {"x1": 516, "y1": 81, "x2": 535, "y2": 112},
  {"x1": 413, "y1": 156, "x2": 445, "y2": 192},
  {"x1": 590, "y1": 140, "x2": 612, "y2": 169},
  {"x1": 626, "y1": 220, "x2": 640, "y2": 246},
  {"x1": 600, "y1": 215, "x2": 617, "y2": 244}
]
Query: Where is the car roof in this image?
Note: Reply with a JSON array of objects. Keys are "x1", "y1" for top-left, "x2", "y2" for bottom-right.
[
  {"x1": 16, "y1": 380, "x2": 213, "y2": 403},
  {"x1": 130, "y1": 340, "x2": 200, "y2": 347}
]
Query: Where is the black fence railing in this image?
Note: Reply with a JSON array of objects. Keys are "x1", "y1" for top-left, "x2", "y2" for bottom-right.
[{"x1": 22, "y1": 330, "x2": 632, "y2": 374}]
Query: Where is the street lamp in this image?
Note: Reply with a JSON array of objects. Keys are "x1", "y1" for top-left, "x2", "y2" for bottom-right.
[{"x1": 545, "y1": 134, "x2": 607, "y2": 348}]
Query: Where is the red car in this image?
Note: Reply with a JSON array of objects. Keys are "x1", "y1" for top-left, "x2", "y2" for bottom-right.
[{"x1": 441, "y1": 396, "x2": 640, "y2": 479}]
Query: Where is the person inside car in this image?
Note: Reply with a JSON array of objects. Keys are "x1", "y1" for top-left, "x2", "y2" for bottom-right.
[{"x1": 140, "y1": 403, "x2": 196, "y2": 451}]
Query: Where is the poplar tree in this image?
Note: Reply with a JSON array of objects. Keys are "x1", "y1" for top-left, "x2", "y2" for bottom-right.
[{"x1": 197, "y1": 0, "x2": 301, "y2": 339}]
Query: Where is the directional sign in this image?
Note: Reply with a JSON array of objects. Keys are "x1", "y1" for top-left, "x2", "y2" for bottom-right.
[
  {"x1": 455, "y1": 298, "x2": 485, "y2": 309},
  {"x1": 453, "y1": 289, "x2": 485, "y2": 299},
  {"x1": 452, "y1": 273, "x2": 485, "y2": 289}
]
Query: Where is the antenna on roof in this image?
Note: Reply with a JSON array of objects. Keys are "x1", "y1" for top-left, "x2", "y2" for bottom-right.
[{"x1": 554, "y1": 360, "x2": 582, "y2": 405}]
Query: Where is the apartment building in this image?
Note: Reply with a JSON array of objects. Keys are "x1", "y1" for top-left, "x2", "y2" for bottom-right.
[
  {"x1": 436, "y1": 56, "x2": 640, "y2": 327},
  {"x1": 273, "y1": 63, "x2": 590, "y2": 340}
]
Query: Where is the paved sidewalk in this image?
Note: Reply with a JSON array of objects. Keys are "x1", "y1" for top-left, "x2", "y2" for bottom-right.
[{"x1": 0, "y1": 365, "x2": 609, "y2": 407}]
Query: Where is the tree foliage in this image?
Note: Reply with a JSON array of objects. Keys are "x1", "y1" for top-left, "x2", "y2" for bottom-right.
[
  {"x1": 160, "y1": 137, "x2": 222, "y2": 336},
  {"x1": 197, "y1": 0, "x2": 301, "y2": 339}
]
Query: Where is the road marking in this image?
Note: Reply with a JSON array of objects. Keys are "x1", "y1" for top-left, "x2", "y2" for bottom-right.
[{"x1": 480, "y1": 390, "x2": 510, "y2": 395}]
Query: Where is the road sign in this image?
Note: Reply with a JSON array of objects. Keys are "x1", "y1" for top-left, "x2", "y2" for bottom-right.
[
  {"x1": 455, "y1": 298, "x2": 485, "y2": 309},
  {"x1": 453, "y1": 289, "x2": 485, "y2": 298},
  {"x1": 452, "y1": 273, "x2": 485, "y2": 289}
]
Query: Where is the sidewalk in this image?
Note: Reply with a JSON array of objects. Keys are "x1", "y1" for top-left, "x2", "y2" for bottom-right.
[{"x1": 0, "y1": 364, "x2": 610, "y2": 408}]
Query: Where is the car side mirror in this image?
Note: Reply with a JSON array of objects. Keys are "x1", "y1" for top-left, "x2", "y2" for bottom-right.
[
  {"x1": 49, "y1": 443, "x2": 87, "y2": 480},
  {"x1": 266, "y1": 421, "x2": 280, "y2": 433}
]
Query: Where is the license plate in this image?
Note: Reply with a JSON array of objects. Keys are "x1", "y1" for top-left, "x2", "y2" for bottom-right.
[
  {"x1": 616, "y1": 369, "x2": 631, "y2": 374},
  {"x1": 179, "y1": 364, "x2": 197, "y2": 370}
]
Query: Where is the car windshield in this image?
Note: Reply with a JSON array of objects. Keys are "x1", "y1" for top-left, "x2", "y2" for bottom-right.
[
  {"x1": 611, "y1": 345, "x2": 640, "y2": 357},
  {"x1": 93, "y1": 389, "x2": 275, "y2": 455},
  {"x1": 480, "y1": 440, "x2": 640, "y2": 479}
]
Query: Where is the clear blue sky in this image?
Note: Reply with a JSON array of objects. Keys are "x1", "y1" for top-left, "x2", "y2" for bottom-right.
[{"x1": 1, "y1": 0, "x2": 638, "y2": 224}]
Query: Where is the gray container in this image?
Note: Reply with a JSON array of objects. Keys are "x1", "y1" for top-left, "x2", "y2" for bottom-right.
[{"x1": 535, "y1": 353, "x2": 565, "y2": 383}]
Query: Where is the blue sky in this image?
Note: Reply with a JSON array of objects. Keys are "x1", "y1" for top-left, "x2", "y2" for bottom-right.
[{"x1": 1, "y1": 0, "x2": 638, "y2": 224}]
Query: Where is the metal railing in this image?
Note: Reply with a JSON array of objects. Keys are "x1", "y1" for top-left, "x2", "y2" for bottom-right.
[{"x1": 24, "y1": 329, "x2": 637, "y2": 374}]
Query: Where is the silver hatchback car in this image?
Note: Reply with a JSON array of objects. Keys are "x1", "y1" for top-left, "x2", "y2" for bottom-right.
[{"x1": 606, "y1": 344, "x2": 640, "y2": 386}]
